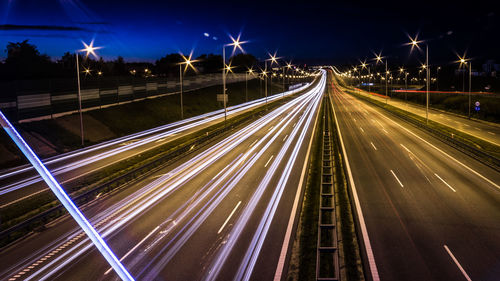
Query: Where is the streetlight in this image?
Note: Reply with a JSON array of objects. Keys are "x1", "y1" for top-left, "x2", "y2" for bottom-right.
[
  {"x1": 286, "y1": 61, "x2": 293, "y2": 88},
  {"x1": 457, "y1": 54, "x2": 472, "y2": 118},
  {"x1": 222, "y1": 34, "x2": 247, "y2": 123},
  {"x1": 179, "y1": 52, "x2": 197, "y2": 120},
  {"x1": 361, "y1": 60, "x2": 371, "y2": 93},
  {"x1": 267, "y1": 52, "x2": 280, "y2": 101},
  {"x1": 374, "y1": 52, "x2": 388, "y2": 104},
  {"x1": 76, "y1": 40, "x2": 101, "y2": 147},
  {"x1": 406, "y1": 34, "x2": 430, "y2": 123},
  {"x1": 246, "y1": 67, "x2": 254, "y2": 102}
]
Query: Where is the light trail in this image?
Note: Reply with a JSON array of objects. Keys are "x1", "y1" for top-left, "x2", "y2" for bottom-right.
[
  {"x1": 137, "y1": 78, "x2": 323, "y2": 280},
  {"x1": 12, "y1": 74, "x2": 324, "y2": 281},
  {"x1": 0, "y1": 110, "x2": 134, "y2": 281},
  {"x1": 0, "y1": 82, "x2": 312, "y2": 196},
  {"x1": 203, "y1": 70, "x2": 326, "y2": 281}
]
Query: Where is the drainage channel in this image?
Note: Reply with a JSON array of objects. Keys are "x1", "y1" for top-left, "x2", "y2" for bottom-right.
[{"x1": 316, "y1": 98, "x2": 340, "y2": 281}]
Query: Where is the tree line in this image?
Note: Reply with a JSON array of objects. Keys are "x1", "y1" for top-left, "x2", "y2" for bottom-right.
[{"x1": 0, "y1": 40, "x2": 258, "y2": 81}]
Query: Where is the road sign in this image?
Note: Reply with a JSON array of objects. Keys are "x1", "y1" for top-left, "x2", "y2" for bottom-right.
[
  {"x1": 475, "y1": 106, "x2": 480, "y2": 111},
  {"x1": 475, "y1": 101, "x2": 480, "y2": 107}
]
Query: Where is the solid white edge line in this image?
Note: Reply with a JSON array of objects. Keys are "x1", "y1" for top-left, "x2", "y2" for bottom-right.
[
  {"x1": 370, "y1": 142, "x2": 377, "y2": 151},
  {"x1": 217, "y1": 201, "x2": 242, "y2": 234},
  {"x1": 444, "y1": 245, "x2": 472, "y2": 281},
  {"x1": 328, "y1": 86, "x2": 380, "y2": 281},
  {"x1": 434, "y1": 173, "x2": 457, "y2": 192},
  {"x1": 273, "y1": 87, "x2": 321, "y2": 281}
]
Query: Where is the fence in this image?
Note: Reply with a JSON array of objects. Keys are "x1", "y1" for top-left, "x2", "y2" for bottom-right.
[{"x1": 0, "y1": 73, "x2": 248, "y2": 122}]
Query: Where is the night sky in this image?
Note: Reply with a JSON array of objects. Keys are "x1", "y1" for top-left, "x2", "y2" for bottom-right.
[{"x1": 0, "y1": 0, "x2": 498, "y2": 64}]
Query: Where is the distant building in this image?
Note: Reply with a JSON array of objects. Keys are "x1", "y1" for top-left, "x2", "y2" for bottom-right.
[{"x1": 482, "y1": 60, "x2": 500, "y2": 77}]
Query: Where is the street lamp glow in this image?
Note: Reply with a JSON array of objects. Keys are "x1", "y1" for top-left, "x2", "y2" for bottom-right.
[{"x1": 79, "y1": 39, "x2": 102, "y2": 59}]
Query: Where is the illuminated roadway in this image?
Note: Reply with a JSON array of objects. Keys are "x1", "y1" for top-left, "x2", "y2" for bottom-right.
[
  {"x1": 330, "y1": 71, "x2": 500, "y2": 281},
  {"x1": 353, "y1": 88, "x2": 500, "y2": 146},
  {"x1": 0, "y1": 71, "x2": 326, "y2": 280},
  {"x1": 0, "y1": 81, "x2": 313, "y2": 207}
]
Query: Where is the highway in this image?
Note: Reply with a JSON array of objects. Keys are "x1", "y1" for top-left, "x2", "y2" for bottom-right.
[
  {"x1": 330, "y1": 72, "x2": 500, "y2": 281},
  {"x1": 0, "y1": 71, "x2": 326, "y2": 281},
  {"x1": 353, "y1": 88, "x2": 500, "y2": 146},
  {"x1": 0, "y1": 81, "x2": 313, "y2": 207}
]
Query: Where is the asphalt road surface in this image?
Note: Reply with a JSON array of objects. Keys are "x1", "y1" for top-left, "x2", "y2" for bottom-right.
[
  {"x1": 330, "y1": 73, "x2": 500, "y2": 281},
  {"x1": 353, "y1": 88, "x2": 500, "y2": 146}
]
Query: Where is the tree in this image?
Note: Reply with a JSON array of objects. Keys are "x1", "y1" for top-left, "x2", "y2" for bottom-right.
[
  {"x1": 3, "y1": 40, "x2": 53, "y2": 79},
  {"x1": 229, "y1": 53, "x2": 257, "y2": 72},
  {"x1": 155, "y1": 53, "x2": 183, "y2": 76}
]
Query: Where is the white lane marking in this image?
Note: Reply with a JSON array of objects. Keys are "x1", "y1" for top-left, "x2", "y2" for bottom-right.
[
  {"x1": 104, "y1": 226, "x2": 160, "y2": 275},
  {"x1": 268, "y1": 125, "x2": 274, "y2": 131},
  {"x1": 283, "y1": 134, "x2": 288, "y2": 142},
  {"x1": 292, "y1": 122, "x2": 296, "y2": 128},
  {"x1": 475, "y1": 127, "x2": 481, "y2": 131},
  {"x1": 217, "y1": 201, "x2": 242, "y2": 234},
  {"x1": 463, "y1": 124, "x2": 470, "y2": 127},
  {"x1": 250, "y1": 139, "x2": 258, "y2": 147},
  {"x1": 364, "y1": 99, "x2": 500, "y2": 190},
  {"x1": 353, "y1": 118, "x2": 357, "y2": 122},
  {"x1": 400, "y1": 144, "x2": 411, "y2": 153},
  {"x1": 264, "y1": 155, "x2": 274, "y2": 168},
  {"x1": 434, "y1": 173, "x2": 457, "y2": 192},
  {"x1": 444, "y1": 245, "x2": 472, "y2": 281},
  {"x1": 370, "y1": 142, "x2": 377, "y2": 151},
  {"x1": 274, "y1": 97, "x2": 321, "y2": 281},
  {"x1": 382, "y1": 128, "x2": 388, "y2": 134},
  {"x1": 329, "y1": 90, "x2": 380, "y2": 281},
  {"x1": 390, "y1": 170, "x2": 404, "y2": 187},
  {"x1": 360, "y1": 127, "x2": 365, "y2": 133},
  {"x1": 488, "y1": 131, "x2": 495, "y2": 135}
]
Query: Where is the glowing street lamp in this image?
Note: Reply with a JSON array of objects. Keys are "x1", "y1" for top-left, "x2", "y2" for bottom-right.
[
  {"x1": 76, "y1": 40, "x2": 102, "y2": 147},
  {"x1": 361, "y1": 60, "x2": 371, "y2": 93},
  {"x1": 264, "y1": 52, "x2": 281, "y2": 104},
  {"x1": 456, "y1": 54, "x2": 472, "y2": 118},
  {"x1": 179, "y1": 52, "x2": 197, "y2": 120},
  {"x1": 246, "y1": 67, "x2": 254, "y2": 102},
  {"x1": 373, "y1": 52, "x2": 388, "y2": 104},
  {"x1": 406, "y1": 34, "x2": 430, "y2": 123},
  {"x1": 222, "y1": 34, "x2": 247, "y2": 123}
]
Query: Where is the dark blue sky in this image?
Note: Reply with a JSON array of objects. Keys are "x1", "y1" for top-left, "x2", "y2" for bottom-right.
[{"x1": 0, "y1": 0, "x2": 498, "y2": 64}]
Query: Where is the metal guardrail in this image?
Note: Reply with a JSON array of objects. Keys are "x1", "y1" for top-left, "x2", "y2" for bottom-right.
[
  {"x1": 350, "y1": 90, "x2": 500, "y2": 172},
  {"x1": 0, "y1": 73, "x2": 248, "y2": 122},
  {"x1": 316, "y1": 98, "x2": 340, "y2": 281}
]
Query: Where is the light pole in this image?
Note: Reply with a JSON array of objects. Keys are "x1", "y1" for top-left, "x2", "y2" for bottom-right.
[
  {"x1": 178, "y1": 53, "x2": 197, "y2": 120},
  {"x1": 246, "y1": 68, "x2": 254, "y2": 102},
  {"x1": 436, "y1": 66, "x2": 441, "y2": 91},
  {"x1": 267, "y1": 53, "x2": 280, "y2": 100},
  {"x1": 407, "y1": 36, "x2": 430, "y2": 123},
  {"x1": 75, "y1": 40, "x2": 101, "y2": 147},
  {"x1": 361, "y1": 61, "x2": 370, "y2": 93},
  {"x1": 222, "y1": 35, "x2": 246, "y2": 123},
  {"x1": 458, "y1": 55, "x2": 472, "y2": 118}
]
